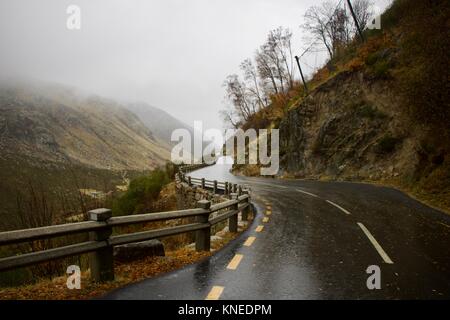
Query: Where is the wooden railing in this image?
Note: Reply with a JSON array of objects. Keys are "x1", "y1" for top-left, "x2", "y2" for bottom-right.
[{"x1": 0, "y1": 164, "x2": 251, "y2": 282}]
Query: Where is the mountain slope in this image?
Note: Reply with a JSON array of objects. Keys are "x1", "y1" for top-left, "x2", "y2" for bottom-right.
[
  {"x1": 232, "y1": 0, "x2": 450, "y2": 212},
  {"x1": 125, "y1": 102, "x2": 196, "y2": 149},
  {"x1": 0, "y1": 83, "x2": 170, "y2": 171}
]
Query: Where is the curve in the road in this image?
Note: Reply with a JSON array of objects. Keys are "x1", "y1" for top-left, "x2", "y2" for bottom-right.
[{"x1": 103, "y1": 162, "x2": 450, "y2": 300}]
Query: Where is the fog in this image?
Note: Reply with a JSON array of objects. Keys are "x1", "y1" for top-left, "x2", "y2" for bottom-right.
[{"x1": 0, "y1": 0, "x2": 391, "y2": 130}]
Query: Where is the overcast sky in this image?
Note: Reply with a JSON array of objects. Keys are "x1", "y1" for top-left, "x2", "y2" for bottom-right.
[{"x1": 0, "y1": 0, "x2": 391, "y2": 130}]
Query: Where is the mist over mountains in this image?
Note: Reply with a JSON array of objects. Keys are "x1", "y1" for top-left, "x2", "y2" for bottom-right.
[{"x1": 0, "y1": 80, "x2": 193, "y2": 171}]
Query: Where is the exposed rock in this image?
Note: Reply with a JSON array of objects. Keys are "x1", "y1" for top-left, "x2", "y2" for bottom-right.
[
  {"x1": 278, "y1": 71, "x2": 415, "y2": 181},
  {"x1": 113, "y1": 239, "x2": 165, "y2": 263}
]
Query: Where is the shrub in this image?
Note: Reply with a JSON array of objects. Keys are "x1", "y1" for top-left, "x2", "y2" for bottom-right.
[{"x1": 112, "y1": 167, "x2": 170, "y2": 216}]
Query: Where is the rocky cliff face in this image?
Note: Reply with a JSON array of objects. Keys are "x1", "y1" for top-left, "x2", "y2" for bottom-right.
[{"x1": 279, "y1": 71, "x2": 418, "y2": 181}]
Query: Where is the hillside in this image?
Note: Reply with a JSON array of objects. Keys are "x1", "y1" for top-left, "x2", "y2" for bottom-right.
[
  {"x1": 0, "y1": 82, "x2": 174, "y2": 227},
  {"x1": 0, "y1": 83, "x2": 171, "y2": 171},
  {"x1": 231, "y1": 0, "x2": 450, "y2": 212},
  {"x1": 126, "y1": 102, "x2": 195, "y2": 149}
]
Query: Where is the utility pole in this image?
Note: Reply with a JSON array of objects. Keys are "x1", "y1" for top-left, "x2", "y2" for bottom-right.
[
  {"x1": 347, "y1": 0, "x2": 365, "y2": 42},
  {"x1": 294, "y1": 55, "x2": 308, "y2": 95}
]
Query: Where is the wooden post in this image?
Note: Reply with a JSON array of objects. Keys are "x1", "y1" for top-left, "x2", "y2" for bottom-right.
[
  {"x1": 241, "y1": 190, "x2": 250, "y2": 221},
  {"x1": 233, "y1": 184, "x2": 237, "y2": 193},
  {"x1": 213, "y1": 180, "x2": 218, "y2": 194},
  {"x1": 224, "y1": 182, "x2": 228, "y2": 196},
  {"x1": 347, "y1": 0, "x2": 365, "y2": 42},
  {"x1": 201, "y1": 178, "x2": 205, "y2": 189},
  {"x1": 238, "y1": 185, "x2": 242, "y2": 196},
  {"x1": 188, "y1": 176, "x2": 192, "y2": 186},
  {"x1": 88, "y1": 208, "x2": 114, "y2": 282},
  {"x1": 229, "y1": 193, "x2": 238, "y2": 233},
  {"x1": 195, "y1": 200, "x2": 211, "y2": 251},
  {"x1": 295, "y1": 55, "x2": 308, "y2": 95}
]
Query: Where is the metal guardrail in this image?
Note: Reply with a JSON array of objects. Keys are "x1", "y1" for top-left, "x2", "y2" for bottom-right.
[{"x1": 0, "y1": 164, "x2": 252, "y2": 282}]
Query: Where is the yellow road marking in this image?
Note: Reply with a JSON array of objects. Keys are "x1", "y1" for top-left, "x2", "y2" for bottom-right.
[
  {"x1": 266, "y1": 210, "x2": 272, "y2": 215},
  {"x1": 263, "y1": 217, "x2": 269, "y2": 223},
  {"x1": 227, "y1": 254, "x2": 244, "y2": 270},
  {"x1": 205, "y1": 286, "x2": 224, "y2": 300},
  {"x1": 243, "y1": 236, "x2": 256, "y2": 246},
  {"x1": 255, "y1": 225, "x2": 264, "y2": 232}
]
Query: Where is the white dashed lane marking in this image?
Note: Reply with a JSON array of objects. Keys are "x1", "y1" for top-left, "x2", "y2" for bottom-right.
[
  {"x1": 296, "y1": 189, "x2": 319, "y2": 198},
  {"x1": 357, "y1": 222, "x2": 394, "y2": 264},
  {"x1": 326, "y1": 200, "x2": 351, "y2": 215}
]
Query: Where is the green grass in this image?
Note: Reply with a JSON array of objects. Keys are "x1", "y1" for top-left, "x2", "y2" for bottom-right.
[{"x1": 112, "y1": 168, "x2": 171, "y2": 216}]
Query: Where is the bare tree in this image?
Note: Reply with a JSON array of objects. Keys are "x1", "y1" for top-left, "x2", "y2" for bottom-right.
[
  {"x1": 302, "y1": 0, "x2": 375, "y2": 59},
  {"x1": 219, "y1": 106, "x2": 240, "y2": 129},
  {"x1": 351, "y1": 0, "x2": 374, "y2": 30},
  {"x1": 240, "y1": 58, "x2": 266, "y2": 111},
  {"x1": 329, "y1": 7, "x2": 350, "y2": 56},
  {"x1": 255, "y1": 47, "x2": 280, "y2": 95},
  {"x1": 220, "y1": 28, "x2": 298, "y2": 128},
  {"x1": 223, "y1": 74, "x2": 254, "y2": 123},
  {"x1": 302, "y1": 2, "x2": 336, "y2": 59},
  {"x1": 268, "y1": 27, "x2": 295, "y2": 90}
]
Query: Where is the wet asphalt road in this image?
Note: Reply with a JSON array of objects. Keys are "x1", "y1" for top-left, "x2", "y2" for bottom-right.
[{"x1": 104, "y1": 162, "x2": 450, "y2": 300}]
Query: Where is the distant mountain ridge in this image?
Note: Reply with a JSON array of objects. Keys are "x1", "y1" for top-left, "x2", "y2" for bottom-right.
[
  {"x1": 126, "y1": 102, "x2": 206, "y2": 160},
  {"x1": 0, "y1": 82, "x2": 172, "y2": 171},
  {"x1": 125, "y1": 102, "x2": 196, "y2": 148}
]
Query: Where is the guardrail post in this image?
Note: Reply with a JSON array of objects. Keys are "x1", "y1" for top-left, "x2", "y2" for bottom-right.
[
  {"x1": 201, "y1": 178, "x2": 205, "y2": 189},
  {"x1": 228, "y1": 182, "x2": 233, "y2": 199},
  {"x1": 196, "y1": 200, "x2": 211, "y2": 251},
  {"x1": 233, "y1": 184, "x2": 237, "y2": 193},
  {"x1": 241, "y1": 190, "x2": 250, "y2": 221},
  {"x1": 238, "y1": 185, "x2": 242, "y2": 196},
  {"x1": 224, "y1": 182, "x2": 228, "y2": 196},
  {"x1": 88, "y1": 208, "x2": 114, "y2": 282},
  {"x1": 229, "y1": 193, "x2": 239, "y2": 232},
  {"x1": 188, "y1": 176, "x2": 192, "y2": 186},
  {"x1": 213, "y1": 180, "x2": 218, "y2": 194}
]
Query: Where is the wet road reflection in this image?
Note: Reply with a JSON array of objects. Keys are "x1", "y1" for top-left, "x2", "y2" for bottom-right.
[{"x1": 105, "y1": 158, "x2": 450, "y2": 299}]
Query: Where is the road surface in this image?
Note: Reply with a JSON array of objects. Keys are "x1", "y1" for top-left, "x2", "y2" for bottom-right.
[{"x1": 104, "y1": 160, "x2": 450, "y2": 299}]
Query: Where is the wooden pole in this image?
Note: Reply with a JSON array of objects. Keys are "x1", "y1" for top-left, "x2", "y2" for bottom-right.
[
  {"x1": 295, "y1": 55, "x2": 308, "y2": 95},
  {"x1": 347, "y1": 0, "x2": 365, "y2": 42}
]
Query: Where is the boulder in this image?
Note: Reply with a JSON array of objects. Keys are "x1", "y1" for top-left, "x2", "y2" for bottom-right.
[{"x1": 113, "y1": 239, "x2": 165, "y2": 262}]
